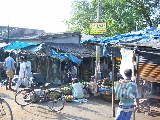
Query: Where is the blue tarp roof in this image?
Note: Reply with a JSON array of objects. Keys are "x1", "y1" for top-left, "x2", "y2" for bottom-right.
[
  {"x1": 81, "y1": 27, "x2": 160, "y2": 47},
  {"x1": 1, "y1": 41, "x2": 82, "y2": 65},
  {"x1": 4, "y1": 41, "x2": 37, "y2": 51}
]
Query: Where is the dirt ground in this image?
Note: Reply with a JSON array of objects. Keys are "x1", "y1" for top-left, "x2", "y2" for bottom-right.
[{"x1": 1, "y1": 85, "x2": 160, "y2": 120}]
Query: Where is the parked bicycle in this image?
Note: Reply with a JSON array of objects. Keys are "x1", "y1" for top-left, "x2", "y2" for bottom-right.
[
  {"x1": 15, "y1": 83, "x2": 66, "y2": 112},
  {"x1": 0, "y1": 97, "x2": 13, "y2": 120}
]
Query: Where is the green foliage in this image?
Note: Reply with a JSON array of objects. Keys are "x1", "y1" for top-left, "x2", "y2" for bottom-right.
[
  {"x1": 65, "y1": 0, "x2": 159, "y2": 37},
  {"x1": 125, "y1": 0, "x2": 160, "y2": 27}
]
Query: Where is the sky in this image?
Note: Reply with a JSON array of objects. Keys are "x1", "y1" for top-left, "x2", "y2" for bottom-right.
[{"x1": 0, "y1": 0, "x2": 74, "y2": 33}]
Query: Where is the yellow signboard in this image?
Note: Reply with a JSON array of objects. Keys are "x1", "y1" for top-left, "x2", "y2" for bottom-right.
[{"x1": 89, "y1": 22, "x2": 106, "y2": 35}]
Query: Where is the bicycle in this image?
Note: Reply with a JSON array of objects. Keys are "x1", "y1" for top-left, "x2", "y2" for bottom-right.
[
  {"x1": 0, "y1": 97, "x2": 13, "y2": 120},
  {"x1": 15, "y1": 83, "x2": 66, "y2": 112}
]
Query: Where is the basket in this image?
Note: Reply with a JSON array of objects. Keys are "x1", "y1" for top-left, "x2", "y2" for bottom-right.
[
  {"x1": 62, "y1": 90, "x2": 72, "y2": 95},
  {"x1": 59, "y1": 85, "x2": 72, "y2": 95},
  {"x1": 100, "y1": 90, "x2": 112, "y2": 96},
  {"x1": 58, "y1": 85, "x2": 68, "y2": 89},
  {"x1": 64, "y1": 95, "x2": 74, "y2": 102},
  {"x1": 84, "y1": 94, "x2": 90, "y2": 99}
]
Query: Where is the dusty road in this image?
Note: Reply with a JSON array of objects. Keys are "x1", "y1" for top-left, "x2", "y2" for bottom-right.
[{"x1": 1, "y1": 85, "x2": 160, "y2": 120}]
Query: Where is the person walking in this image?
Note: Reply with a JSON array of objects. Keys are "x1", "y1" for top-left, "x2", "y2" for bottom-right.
[
  {"x1": 3, "y1": 52, "x2": 15, "y2": 90},
  {"x1": 24, "y1": 56, "x2": 33, "y2": 87},
  {"x1": 115, "y1": 69, "x2": 139, "y2": 120},
  {"x1": 13, "y1": 56, "x2": 27, "y2": 92}
]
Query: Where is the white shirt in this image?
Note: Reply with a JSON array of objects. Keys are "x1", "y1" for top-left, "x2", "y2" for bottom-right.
[
  {"x1": 72, "y1": 82, "x2": 84, "y2": 98},
  {"x1": 109, "y1": 71, "x2": 112, "y2": 81},
  {"x1": 19, "y1": 62, "x2": 27, "y2": 79},
  {"x1": 25, "y1": 60, "x2": 32, "y2": 78},
  {"x1": 71, "y1": 66, "x2": 77, "y2": 75}
]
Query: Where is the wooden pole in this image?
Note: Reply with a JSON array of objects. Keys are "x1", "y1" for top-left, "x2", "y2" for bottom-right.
[
  {"x1": 60, "y1": 60, "x2": 62, "y2": 84},
  {"x1": 132, "y1": 50, "x2": 135, "y2": 120},
  {"x1": 95, "y1": 0, "x2": 102, "y2": 81},
  {"x1": 111, "y1": 47, "x2": 115, "y2": 117}
]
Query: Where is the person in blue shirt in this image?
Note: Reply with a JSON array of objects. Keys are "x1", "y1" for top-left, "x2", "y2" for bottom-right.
[{"x1": 3, "y1": 52, "x2": 15, "y2": 90}]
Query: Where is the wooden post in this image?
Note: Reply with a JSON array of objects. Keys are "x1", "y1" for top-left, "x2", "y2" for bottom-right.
[
  {"x1": 60, "y1": 60, "x2": 62, "y2": 84},
  {"x1": 46, "y1": 58, "x2": 49, "y2": 83},
  {"x1": 132, "y1": 50, "x2": 135, "y2": 120},
  {"x1": 111, "y1": 47, "x2": 115, "y2": 117}
]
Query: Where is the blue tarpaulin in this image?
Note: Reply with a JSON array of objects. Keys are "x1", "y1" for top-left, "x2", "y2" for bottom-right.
[
  {"x1": 43, "y1": 45, "x2": 82, "y2": 65},
  {"x1": 50, "y1": 52, "x2": 82, "y2": 65},
  {"x1": 58, "y1": 53, "x2": 82, "y2": 65},
  {"x1": 81, "y1": 27, "x2": 160, "y2": 46},
  {"x1": 2, "y1": 41, "x2": 82, "y2": 65},
  {"x1": 4, "y1": 41, "x2": 37, "y2": 51}
]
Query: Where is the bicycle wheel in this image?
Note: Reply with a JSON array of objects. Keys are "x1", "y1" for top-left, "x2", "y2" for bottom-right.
[
  {"x1": 15, "y1": 89, "x2": 35, "y2": 106},
  {"x1": 0, "y1": 98, "x2": 13, "y2": 120},
  {"x1": 45, "y1": 90, "x2": 65, "y2": 112}
]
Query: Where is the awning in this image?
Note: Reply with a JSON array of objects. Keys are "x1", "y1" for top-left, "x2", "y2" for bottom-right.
[
  {"x1": 4, "y1": 41, "x2": 37, "y2": 51},
  {"x1": 81, "y1": 27, "x2": 160, "y2": 48}
]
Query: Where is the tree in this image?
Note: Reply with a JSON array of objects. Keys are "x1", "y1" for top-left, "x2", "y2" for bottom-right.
[
  {"x1": 65, "y1": 0, "x2": 159, "y2": 36},
  {"x1": 125, "y1": 0, "x2": 160, "y2": 27}
]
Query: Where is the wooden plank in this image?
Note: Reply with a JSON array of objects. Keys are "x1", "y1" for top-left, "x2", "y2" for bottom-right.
[{"x1": 144, "y1": 95, "x2": 160, "y2": 99}]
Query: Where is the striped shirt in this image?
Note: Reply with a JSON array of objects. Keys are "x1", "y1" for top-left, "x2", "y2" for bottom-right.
[{"x1": 114, "y1": 80, "x2": 139, "y2": 111}]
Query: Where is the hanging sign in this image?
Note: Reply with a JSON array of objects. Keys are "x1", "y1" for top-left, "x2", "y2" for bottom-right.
[{"x1": 89, "y1": 22, "x2": 106, "y2": 35}]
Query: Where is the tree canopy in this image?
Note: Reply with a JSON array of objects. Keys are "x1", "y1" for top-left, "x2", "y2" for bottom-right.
[{"x1": 65, "y1": 0, "x2": 159, "y2": 37}]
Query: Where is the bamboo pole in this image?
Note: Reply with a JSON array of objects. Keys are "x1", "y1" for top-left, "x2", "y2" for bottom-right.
[
  {"x1": 132, "y1": 50, "x2": 135, "y2": 120},
  {"x1": 111, "y1": 47, "x2": 115, "y2": 117}
]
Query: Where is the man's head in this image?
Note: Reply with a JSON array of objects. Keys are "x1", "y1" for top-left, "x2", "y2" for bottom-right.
[
  {"x1": 72, "y1": 78, "x2": 79, "y2": 83},
  {"x1": 90, "y1": 76, "x2": 95, "y2": 81},
  {"x1": 24, "y1": 56, "x2": 28, "y2": 61},
  {"x1": 9, "y1": 52, "x2": 14, "y2": 57},
  {"x1": 19, "y1": 56, "x2": 24, "y2": 62},
  {"x1": 124, "y1": 69, "x2": 132, "y2": 78}
]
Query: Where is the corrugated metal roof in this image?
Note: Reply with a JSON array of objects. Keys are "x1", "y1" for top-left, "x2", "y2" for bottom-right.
[{"x1": 43, "y1": 43, "x2": 96, "y2": 58}]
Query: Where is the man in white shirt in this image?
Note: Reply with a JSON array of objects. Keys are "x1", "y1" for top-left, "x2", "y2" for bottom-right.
[
  {"x1": 24, "y1": 56, "x2": 32, "y2": 78},
  {"x1": 72, "y1": 78, "x2": 84, "y2": 99},
  {"x1": 24, "y1": 56, "x2": 33, "y2": 87},
  {"x1": 14, "y1": 56, "x2": 27, "y2": 92}
]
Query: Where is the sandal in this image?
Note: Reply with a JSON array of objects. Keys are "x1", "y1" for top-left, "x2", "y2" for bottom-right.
[{"x1": 135, "y1": 107, "x2": 141, "y2": 113}]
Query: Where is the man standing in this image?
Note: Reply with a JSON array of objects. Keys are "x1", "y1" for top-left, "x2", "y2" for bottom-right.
[
  {"x1": 14, "y1": 56, "x2": 27, "y2": 92},
  {"x1": 115, "y1": 69, "x2": 139, "y2": 120},
  {"x1": 71, "y1": 65, "x2": 77, "y2": 78},
  {"x1": 3, "y1": 52, "x2": 15, "y2": 90},
  {"x1": 88, "y1": 76, "x2": 98, "y2": 95}
]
